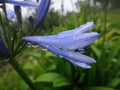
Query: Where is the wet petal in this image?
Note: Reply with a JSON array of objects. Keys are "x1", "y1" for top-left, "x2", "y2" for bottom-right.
[
  {"x1": 42, "y1": 44, "x2": 96, "y2": 64},
  {"x1": 23, "y1": 32, "x2": 99, "y2": 50},
  {"x1": 23, "y1": 22, "x2": 99, "y2": 69},
  {"x1": 56, "y1": 22, "x2": 95, "y2": 38},
  {"x1": 68, "y1": 60, "x2": 91, "y2": 69},
  {"x1": 40, "y1": 44, "x2": 95, "y2": 68}
]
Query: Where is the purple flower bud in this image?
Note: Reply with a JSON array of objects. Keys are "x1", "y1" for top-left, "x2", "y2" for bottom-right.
[
  {"x1": 0, "y1": 39, "x2": 10, "y2": 58},
  {"x1": 14, "y1": 5, "x2": 21, "y2": 13},
  {"x1": 14, "y1": 5, "x2": 22, "y2": 23},
  {"x1": 34, "y1": 0, "x2": 51, "y2": 29},
  {"x1": 28, "y1": 15, "x2": 34, "y2": 23},
  {"x1": 24, "y1": 22, "x2": 100, "y2": 50},
  {"x1": 23, "y1": 22, "x2": 100, "y2": 69}
]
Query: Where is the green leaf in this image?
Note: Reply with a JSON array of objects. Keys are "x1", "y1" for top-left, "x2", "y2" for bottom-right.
[
  {"x1": 46, "y1": 65, "x2": 56, "y2": 71},
  {"x1": 86, "y1": 87, "x2": 115, "y2": 90},
  {"x1": 107, "y1": 78, "x2": 120, "y2": 88},
  {"x1": 25, "y1": 52, "x2": 42, "y2": 58},
  {"x1": 53, "y1": 78, "x2": 71, "y2": 87},
  {"x1": 78, "y1": 73, "x2": 85, "y2": 83},
  {"x1": 35, "y1": 73, "x2": 65, "y2": 83},
  {"x1": 108, "y1": 40, "x2": 120, "y2": 60},
  {"x1": 24, "y1": 60, "x2": 45, "y2": 74},
  {"x1": 24, "y1": 63, "x2": 33, "y2": 70},
  {"x1": 35, "y1": 72, "x2": 72, "y2": 87},
  {"x1": 33, "y1": 60, "x2": 46, "y2": 74},
  {"x1": 91, "y1": 45, "x2": 101, "y2": 58}
]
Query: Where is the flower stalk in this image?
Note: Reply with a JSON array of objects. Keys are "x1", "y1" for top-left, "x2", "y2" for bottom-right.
[{"x1": 9, "y1": 58, "x2": 36, "y2": 90}]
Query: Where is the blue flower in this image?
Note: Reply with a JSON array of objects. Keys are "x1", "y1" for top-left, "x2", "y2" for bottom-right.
[
  {"x1": 0, "y1": 0, "x2": 39, "y2": 8},
  {"x1": 0, "y1": 39, "x2": 10, "y2": 59},
  {"x1": 23, "y1": 22, "x2": 100, "y2": 69},
  {"x1": 6, "y1": 9, "x2": 15, "y2": 21},
  {"x1": 14, "y1": 5, "x2": 21, "y2": 13},
  {"x1": 1, "y1": 0, "x2": 50, "y2": 29},
  {"x1": 34, "y1": 0, "x2": 51, "y2": 29}
]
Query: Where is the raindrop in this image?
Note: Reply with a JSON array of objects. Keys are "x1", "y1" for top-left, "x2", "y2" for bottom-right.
[
  {"x1": 11, "y1": 38, "x2": 13, "y2": 40},
  {"x1": 32, "y1": 45, "x2": 39, "y2": 48},
  {"x1": 59, "y1": 55, "x2": 63, "y2": 58},
  {"x1": 42, "y1": 48, "x2": 47, "y2": 51},
  {"x1": 4, "y1": 58, "x2": 10, "y2": 62}
]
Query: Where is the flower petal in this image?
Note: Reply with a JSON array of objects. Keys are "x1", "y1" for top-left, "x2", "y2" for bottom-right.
[
  {"x1": 68, "y1": 60, "x2": 91, "y2": 69},
  {"x1": 42, "y1": 44, "x2": 96, "y2": 64},
  {"x1": 34, "y1": 0, "x2": 51, "y2": 29},
  {"x1": 40, "y1": 44, "x2": 95, "y2": 68},
  {"x1": 23, "y1": 32, "x2": 99, "y2": 50},
  {"x1": 56, "y1": 22, "x2": 95, "y2": 38}
]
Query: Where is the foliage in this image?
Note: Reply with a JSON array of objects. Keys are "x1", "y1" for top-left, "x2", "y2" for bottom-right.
[{"x1": 96, "y1": 0, "x2": 120, "y2": 8}]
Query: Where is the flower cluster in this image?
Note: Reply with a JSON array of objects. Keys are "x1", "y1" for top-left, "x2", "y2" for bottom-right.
[
  {"x1": 0, "y1": 0, "x2": 50, "y2": 59},
  {"x1": 0, "y1": 0, "x2": 100, "y2": 69}
]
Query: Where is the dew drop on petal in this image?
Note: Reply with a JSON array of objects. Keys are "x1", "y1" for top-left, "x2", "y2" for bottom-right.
[
  {"x1": 42, "y1": 48, "x2": 47, "y2": 51},
  {"x1": 59, "y1": 55, "x2": 63, "y2": 58}
]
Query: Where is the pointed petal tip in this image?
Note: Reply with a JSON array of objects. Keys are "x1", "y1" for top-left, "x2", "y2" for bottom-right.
[
  {"x1": 85, "y1": 65, "x2": 92, "y2": 69},
  {"x1": 23, "y1": 36, "x2": 35, "y2": 40},
  {"x1": 23, "y1": 36, "x2": 29, "y2": 40},
  {"x1": 92, "y1": 59, "x2": 97, "y2": 63},
  {"x1": 78, "y1": 63, "x2": 92, "y2": 69},
  {"x1": 88, "y1": 32, "x2": 100, "y2": 40},
  {"x1": 23, "y1": 36, "x2": 34, "y2": 42}
]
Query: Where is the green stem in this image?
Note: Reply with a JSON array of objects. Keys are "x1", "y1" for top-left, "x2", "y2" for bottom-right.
[{"x1": 9, "y1": 58, "x2": 36, "y2": 90}]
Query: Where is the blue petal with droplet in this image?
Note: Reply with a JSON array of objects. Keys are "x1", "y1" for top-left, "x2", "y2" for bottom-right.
[
  {"x1": 56, "y1": 22, "x2": 95, "y2": 38},
  {"x1": 23, "y1": 22, "x2": 100, "y2": 69},
  {"x1": 23, "y1": 32, "x2": 99, "y2": 50},
  {"x1": 41, "y1": 44, "x2": 95, "y2": 68}
]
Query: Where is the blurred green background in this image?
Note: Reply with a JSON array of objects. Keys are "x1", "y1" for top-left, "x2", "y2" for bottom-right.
[{"x1": 0, "y1": 0, "x2": 120, "y2": 90}]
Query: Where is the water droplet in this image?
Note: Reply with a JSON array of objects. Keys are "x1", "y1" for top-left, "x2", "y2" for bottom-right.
[
  {"x1": 32, "y1": 45, "x2": 39, "y2": 48},
  {"x1": 59, "y1": 55, "x2": 63, "y2": 58},
  {"x1": 4, "y1": 58, "x2": 10, "y2": 62},
  {"x1": 42, "y1": 48, "x2": 47, "y2": 51},
  {"x1": 11, "y1": 38, "x2": 13, "y2": 40}
]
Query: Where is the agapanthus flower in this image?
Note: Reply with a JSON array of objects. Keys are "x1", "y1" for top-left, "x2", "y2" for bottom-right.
[
  {"x1": 23, "y1": 22, "x2": 100, "y2": 69},
  {"x1": 1, "y1": 0, "x2": 51, "y2": 29},
  {"x1": 0, "y1": 39, "x2": 10, "y2": 59}
]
